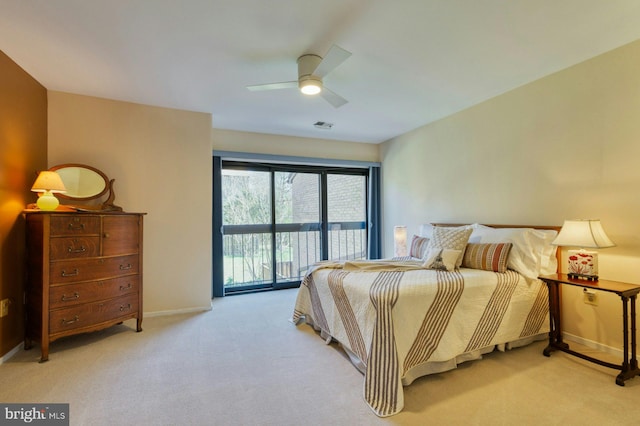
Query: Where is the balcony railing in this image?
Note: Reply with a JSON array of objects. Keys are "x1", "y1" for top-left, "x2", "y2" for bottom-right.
[{"x1": 222, "y1": 222, "x2": 366, "y2": 289}]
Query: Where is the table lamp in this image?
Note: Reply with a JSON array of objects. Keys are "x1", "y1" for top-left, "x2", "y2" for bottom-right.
[
  {"x1": 394, "y1": 225, "x2": 407, "y2": 258},
  {"x1": 551, "y1": 219, "x2": 615, "y2": 281},
  {"x1": 31, "y1": 171, "x2": 67, "y2": 211}
]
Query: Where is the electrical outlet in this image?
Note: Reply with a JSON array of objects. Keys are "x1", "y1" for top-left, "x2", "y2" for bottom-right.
[
  {"x1": 0, "y1": 298, "x2": 9, "y2": 317},
  {"x1": 583, "y1": 290, "x2": 598, "y2": 306}
]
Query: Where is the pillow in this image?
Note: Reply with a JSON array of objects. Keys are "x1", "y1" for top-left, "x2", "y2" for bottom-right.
[
  {"x1": 426, "y1": 226, "x2": 473, "y2": 268},
  {"x1": 469, "y1": 224, "x2": 558, "y2": 280},
  {"x1": 422, "y1": 248, "x2": 461, "y2": 271},
  {"x1": 462, "y1": 243, "x2": 513, "y2": 273},
  {"x1": 535, "y1": 229, "x2": 559, "y2": 275},
  {"x1": 419, "y1": 223, "x2": 434, "y2": 238},
  {"x1": 409, "y1": 235, "x2": 430, "y2": 259}
]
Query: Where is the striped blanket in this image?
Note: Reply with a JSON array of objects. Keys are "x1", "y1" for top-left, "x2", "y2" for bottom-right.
[{"x1": 292, "y1": 261, "x2": 549, "y2": 417}]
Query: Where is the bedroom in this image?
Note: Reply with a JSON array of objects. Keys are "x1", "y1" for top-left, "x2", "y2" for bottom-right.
[{"x1": 2, "y1": 0, "x2": 640, "y2": 423}]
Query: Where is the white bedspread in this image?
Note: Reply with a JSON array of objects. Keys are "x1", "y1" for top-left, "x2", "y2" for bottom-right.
[{"x1": 292, "y1": 261, "x2": 549, "y2": 417}]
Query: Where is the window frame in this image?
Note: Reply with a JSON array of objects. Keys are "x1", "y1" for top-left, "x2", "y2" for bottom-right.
[{"x1": 213, "y1": 154, "x2": 380, "y2": 297}]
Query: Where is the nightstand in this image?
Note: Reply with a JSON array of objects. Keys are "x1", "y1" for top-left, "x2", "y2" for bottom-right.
[{"x1": 539, "y1": 273, "x2": 640, "y2": 385}]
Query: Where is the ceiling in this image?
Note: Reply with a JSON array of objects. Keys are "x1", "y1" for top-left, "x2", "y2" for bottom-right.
[{"x1": 2, "y1": 1, "x2": 640, "y2": 144}]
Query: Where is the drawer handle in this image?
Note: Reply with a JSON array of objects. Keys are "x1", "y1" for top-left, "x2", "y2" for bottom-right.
[
  {"x1": 61, "y1": 292, "x2": 80, "y2": 301},
  {"x1": 120, "y1": 304, "x2": 132, "y2": 312},
  {"x1": 61, "y1": 315, "x2": 80, "y2": 325},
  {"x1": 67, "y1": 223, "x2": 85, "y2": 231},
  {"x1": 120, "y1": 263, "x2": 132, "y2": 271},
  {"x1": 61, "y1": 269, "x2": 79, "y2": 277},
  {"x1": 119, "y1": 283, "x2": 132, "y2": 291},
  {"x1": 67, "y1": 245, "x2": 86, "y2": 253}
]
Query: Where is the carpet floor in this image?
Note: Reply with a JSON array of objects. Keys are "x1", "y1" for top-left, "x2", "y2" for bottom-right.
[{"x1": 1, "y1": 288, "x2": 640, "y2": 425}]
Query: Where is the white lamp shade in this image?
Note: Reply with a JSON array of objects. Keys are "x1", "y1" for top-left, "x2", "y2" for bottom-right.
[
  {"x1": 551, "y1": 219, "x2": 615, "y2": 248},
  {"x1": 31, "y1": 171, "x2": 67, "y2": 193},
  {"x1": 394, "y1": 225, "x2": 408, "y2": 257}
]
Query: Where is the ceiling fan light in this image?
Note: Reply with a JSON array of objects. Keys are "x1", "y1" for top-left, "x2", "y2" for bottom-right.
[{"x1": 300, "y1": 79, "x2": 322, "y2": 95}]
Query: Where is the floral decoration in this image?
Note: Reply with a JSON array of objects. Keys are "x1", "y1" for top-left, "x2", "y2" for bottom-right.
[{"x1": 568, "y1": 251, "x2": 596, "y2": 276}]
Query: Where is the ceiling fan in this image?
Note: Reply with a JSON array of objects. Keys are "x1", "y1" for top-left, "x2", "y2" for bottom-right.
[{"x1": 247, "y1": 44, "x2": 352, "y2": 108}]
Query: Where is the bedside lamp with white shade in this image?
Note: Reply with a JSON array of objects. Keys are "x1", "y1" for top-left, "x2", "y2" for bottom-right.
[
  {"x1": 551, "y1": 219, "x2": 615, "y2": 281},
  {"x1": 31, "y1": 171, "x2": 67, "y2": 211}
]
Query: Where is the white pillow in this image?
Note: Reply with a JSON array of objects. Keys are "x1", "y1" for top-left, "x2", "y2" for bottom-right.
[
  {"x1": 419, "y1": 223, "x2": 434, "y2": 238},
  {"x1": 469, "y1": 224, "x2": 558, "y2": 280},
  {"x1": 536, "y1": 229, "x2": 559, "y2": 275},
  {"x1": 422, "y1": 248, "x2": 461, "y2": 272}
]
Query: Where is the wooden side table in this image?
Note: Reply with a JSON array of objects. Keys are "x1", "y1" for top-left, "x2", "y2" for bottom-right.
[{"x1": 539, "y1": 273, "x2": 640, "y2": 385}]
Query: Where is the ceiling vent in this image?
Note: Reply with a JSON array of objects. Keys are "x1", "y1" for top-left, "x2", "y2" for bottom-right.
[{"x1": 314, "y1": 121, "x2": 333, "y2": 129}]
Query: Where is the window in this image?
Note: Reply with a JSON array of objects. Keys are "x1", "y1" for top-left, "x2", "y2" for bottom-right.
[{"x1": 213, "y1": 157, "x2": 380, "y2": 296}]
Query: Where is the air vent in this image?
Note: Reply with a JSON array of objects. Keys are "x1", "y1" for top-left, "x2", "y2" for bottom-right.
[{"x1": 314, "y1": 121, "x2": 333, "y2": 129}]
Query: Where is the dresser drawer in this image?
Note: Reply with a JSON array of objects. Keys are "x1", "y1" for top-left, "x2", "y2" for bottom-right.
[
  {"x1": 50, "y1": 254, "x2": 139, "y2": 284},
  {"x1": 49, "y1": 275, "x2": 139, "y2": 309},
  {"x1": 50, "y1": 236, "x2": 100, "y2": 260},
  {"x1": 50, "y1": 215, "x2": 100, "y2": 236},
  {"x1": 49, "y1": 293, "x2": 139, "y2": 335}
]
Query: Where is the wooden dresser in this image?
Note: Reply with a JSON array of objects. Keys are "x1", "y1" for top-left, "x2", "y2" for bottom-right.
[{"x1": 24, "y1": 211, "x2": 144, "y2": 361}]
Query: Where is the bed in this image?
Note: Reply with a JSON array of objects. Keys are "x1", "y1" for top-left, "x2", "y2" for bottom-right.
[{"x1": 291, "y1": 223, "x2": 560, "y2": 417}]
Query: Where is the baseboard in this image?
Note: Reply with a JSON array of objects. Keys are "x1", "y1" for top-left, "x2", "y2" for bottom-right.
[
  {"x1": 562, "y1": 332, "x2": 623, "y2": 358},
  {"x1": 0, "y1": 343, "x2": 23, "y2": 365},
  {"x1": 144, "y1": 303, "x2": 212, "y2": 318}
]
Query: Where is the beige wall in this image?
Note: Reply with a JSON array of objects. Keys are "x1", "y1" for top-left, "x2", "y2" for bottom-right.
[
  {"x1": 7, "y1": 33, "x2": 637, "y2": 356},
  {"x1": 0, "y1": 51, "x2": 47, "y2": 358},
  {"x1": 48, "y1": 92, "x2": 213, "y2": 314},
  {"x1": 212, "y1": 128, "x2": 379, "y2": 163},
  {"x1": 381, "y1": 39, "x2": 640, "y2": 352}
]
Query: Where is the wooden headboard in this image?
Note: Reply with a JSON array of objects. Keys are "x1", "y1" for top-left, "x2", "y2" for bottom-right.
[
  {"x1": 433, "y1": 223, "x2": 561, "y2": 232},
  {"x1": 432, "y1": 223, "x2": 563, "y2": 273}
]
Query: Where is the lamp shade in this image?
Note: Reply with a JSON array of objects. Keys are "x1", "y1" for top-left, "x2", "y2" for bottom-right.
[
  {"x1": 551, "y1": 219, "x2": 615, "y2": 248},
  {"x1": 31, "y1": 171, "x2": 67, "y2": 193},
  {"x1": 394, "y1": 225, "x2": 408, "y2": 257},
  {"x1": 31, "y1": 171, "x2": 67, "y2": 211}
]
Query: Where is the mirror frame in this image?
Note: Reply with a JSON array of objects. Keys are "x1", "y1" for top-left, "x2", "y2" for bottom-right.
[
  {"x1": 48, "y1": 163, "x2": 122, "y2": 211},
  {"x1": 50, "y1": 163, "x2": 110, "y2": 201}
]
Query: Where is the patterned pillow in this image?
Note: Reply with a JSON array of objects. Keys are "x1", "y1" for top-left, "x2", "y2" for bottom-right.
[
  {"x1": 426, "y1": 226, "x2": 473, "y2": 268},
  {"x1": 462, "y1": 243, "x2": 513, "y2": 273},
  {"x1": 422, "y1": 248, "x2": 461, "y2": 271},
  {"x1": 409, "y1": 235, "x2": 430, "y2": 259}
]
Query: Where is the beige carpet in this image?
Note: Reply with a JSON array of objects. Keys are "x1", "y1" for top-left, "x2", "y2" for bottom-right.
[{"x1": 2, "y1": 288, "x2": 640, "y2": 425}]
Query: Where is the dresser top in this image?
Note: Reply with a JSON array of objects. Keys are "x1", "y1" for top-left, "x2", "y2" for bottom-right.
[{"x1": 24, "y1": 209, "x2": 146, "y2": 215}]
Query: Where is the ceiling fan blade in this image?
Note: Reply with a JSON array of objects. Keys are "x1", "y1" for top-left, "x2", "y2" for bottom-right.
[
  {"x1": 313, "y1": 45, "x2": 352, "y2": 78},
  {"x1": 247, "y1": 81, "x2": 297, "y2": 91},
  {"x1": 321, "y1": 87, "x2": 348, "y2": 108}
]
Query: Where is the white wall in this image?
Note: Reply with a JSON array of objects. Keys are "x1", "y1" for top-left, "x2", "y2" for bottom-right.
[
  {"x1": 381, "y1": 39, "x2": 640, "y2": 351},
  {"x1": 48, "y1": 92, "x2": 213, "y2": 314}
]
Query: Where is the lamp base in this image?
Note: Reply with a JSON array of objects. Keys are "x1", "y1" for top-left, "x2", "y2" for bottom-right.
[
  {"x1": 567, "y1": 249, "x2": 598, "y2": 281},
  {"x1": 36, "y1": 191, "x2": 60, "y2": 211},
  {"x1": 567, "y1": 272, "x2": 598, "y2": 282}
]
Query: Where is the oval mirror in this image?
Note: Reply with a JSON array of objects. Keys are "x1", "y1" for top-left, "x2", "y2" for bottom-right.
[{"x1": 49, "y1": 164, "x2": 109, "y2": 200}]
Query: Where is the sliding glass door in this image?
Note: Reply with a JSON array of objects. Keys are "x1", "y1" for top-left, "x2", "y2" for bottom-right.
[
  {"x1": 327, "y1": 174, "x2": 367, "y2": 262},
  {"x1": 221, "y1": 168, "x2": 273, "y2": 290},
  {"x1": 220, "y1": 162, "x2": 368, "y2": 294},
  {"x1": 274, "y1": 171, "x2": 321, "y2": 288}
]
